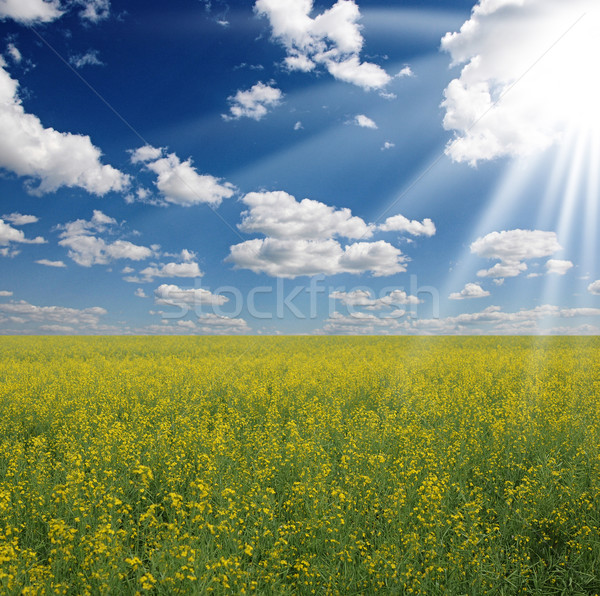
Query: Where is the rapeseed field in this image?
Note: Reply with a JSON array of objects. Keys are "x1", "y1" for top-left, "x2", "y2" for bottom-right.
[{"x1": 1, "y1": 336, "x2": 599, "y2": 595}]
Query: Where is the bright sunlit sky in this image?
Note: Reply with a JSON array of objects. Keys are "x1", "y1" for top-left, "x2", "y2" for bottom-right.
[{"x1": 1, "y1": 0, "x2": 600, "y2": 335}]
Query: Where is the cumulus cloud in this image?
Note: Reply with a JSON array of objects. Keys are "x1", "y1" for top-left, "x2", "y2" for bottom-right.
[
  {"x1": 228, "y1": 191, "x2": 435, "y2": 278},
  {"x1": 139, "y1": 261, "x2": 203, "y2": 282},
  {"x1": 471, "y1": 229, "x2": 561, "y2": 280},
  {"x1": 441, "y1": 0, "x2": 600, "y2": 164},
  {"x1": 130, "y1": 145, "x2": 235, "y2": 207},
  {"x1": 354, "y1": 114, "x2": 377, "y2": 129},
  {"x1": 223, "y1": 81, "x2": 283, "y2": 121},
  {"x1": 0, "y1": 0, "x2": 63, "y2": 23},
  {"x1": 381, "y1": 141, "x2": 395, "y2": 151},
  {"x1": 546, "y1": 259, "x2": 573, "y2": 275},
  {"x1": 0, "y1": 218, "x2": 45, "y2": 248},
  {"x1": 449, "y1": 282, "x2": 490, "y2": 300},
  {"x1": 36, "y1": 259, "x2": 66, "y2": 268},
  {"x1": 58, "y1": 210, "x2": 154, "y2": 267},
  {"x1": 477, "y1": 261, "x2": 527, "y2": 279},
  {"x1": 379, "y1": 214, "x2": 436, "y2": 237},
  {"x1": 238, "y1": 191, "x2": 373, "y2": 240},
  {"x1": 255, "y1": 0, "x2": 390, "y2": 90},
  {"x1": 0, "y1": 290, "x2": 12, "y2": 296},
  {"x1": 0, "y1": 63, "x2": 129, "y2": 195},
  {"x1": 330, "y1": 288, "x2": 419, "y2": 309},
  {"x1": 154, "y1": 284, "x2": 229, "y2": 308},
  {"x1": 588, "y1": 280, "x2": 600, "y2": 295},
  {"x1": 227, "y1": 238, "x2": 406, "y2": 278},
  {"x1": 2, "y1": 212, "x2": 38, "y2": 225}
]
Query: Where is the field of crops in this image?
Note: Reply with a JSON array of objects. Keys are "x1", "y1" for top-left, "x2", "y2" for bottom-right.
[{"x1": 1, "y1": 336, "x2": 600, "y2": 595}]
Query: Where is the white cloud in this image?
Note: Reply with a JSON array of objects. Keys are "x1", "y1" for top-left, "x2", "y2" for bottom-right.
[
  {"x1": 148, "y1": 314, "x2": 250, "y2": 335},
  {"x1": 255, "y1": 0, "x2": 390, "y2": 90},
  {"x1": 471, "y1": 229, "x2": 561, "y2": 279},
  {"x1": 134, "y1": 288, "x2": 147, "y2": 298},
  {"x1": 441, "y1": 0, "x2": 600, "y2": 164},
  {"x1": 0, "y1": 290, "x2": 12, "y2": 296},
  {"x1": 0, "y1": 0, "x2": 63, "y2": 23},
  {"x1": 380, "y1": 214, "x2": 436, "y2": 237},
  {"x1": 74, "y1": 0, "x2": 111, "y2": 22},
  {"x1": 588, "y1": 280, "x2": 600, "y2": 295},
  {"x1": 477, "y1": 261, "x2": 527, "y2": 278},
  {"x1": 471, "y1": 229, "x2": 561, "y2": 262},
  {"x1": 238, "y1": 191, "x2": 373, "y2": 240},
  {"x1": 36, "y1": 259, "x2": 66, "y2": 268},
  {"x1": 228, "y1": 190, "x2": 433, "y2": 278},
  {"x1": 139, "y1": 261, "x2": 203, "y2": 282},
  {"x1": 6, "y1": 43, "x2": 21, "y2": 63},
  {"x1": 381, "y1": 141, "x2": 395, "y2": 151},
  {"x1": 0, "y1": 300, "x2": 107, "y2": 330},
  {"x1": 223, "y1": 81, "x2": 283, "y2": 121},
  {"x1": 330, "y1": 288, "x2": 419, "y2": 309},
  {"x1": 354, "y1": 114, "x2": 377, "y2": 129},
  {"x1": 2, "y1": 212, "x2": 38, "y2": 225},
  {"x1": 130, "y1": 146, "x2": 235, "y2": 206},
  {"x1": 546, "y1": 259, "x2": 573, "y2": 275},
  {"x1": 154, "y1": 284, "x2": 228, "y2": 308},
  {"x1": 0, "y1": 63, "x2": 129, "y2": 195},
  {"x1": 449, "y1": 282, "x2": 490, "y2": 300},
  {"x1": 396, "y1": 66, "x2": 414, "y2": 78},
  {"x1": 227, "y1": 237, "x2": 406, "y2": 278},
  {"x1": 294, "y1": 121, "x2": 303, "y2": 130},
  {"x1": 70, "y1": 50, "x2": 104, "y2": 69},
  {"x1": 58, "y1": 210, "x2": 154, "y2": 267},
  {"x1": 0, "y1": 218, "x2": 45, "y2": 247},
  {"x1": 130, "y1": 145, "x2": 163, "y2": 164},
  {"x1": 321, "y1": 311, "x2": 401, "y2": 335}
]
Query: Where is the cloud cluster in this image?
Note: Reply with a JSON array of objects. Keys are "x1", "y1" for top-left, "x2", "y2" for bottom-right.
[
  {"x1": 441, "y1": 0, "x2": 600, "y2": 164},
  {"x1": 471, "y1": 229, "x2": 566, "y2": 280},
  {"x1": 255, "y1": 0, "x2": 390, "y2": 90},
  {"x1": 0, "y1": 299, "x2": 108, "y2": 333},
  {"x1": 227, "y1": 191, "x2": 418, "y2": 278},
  {"x1": 0, "y1": 62, "x2": 129, "y2": 195},
  {"x1": 130, "y1": 146, "x2": 235, "y2": 207},
  {"x1": 330, "y1": 288, "x2": 419, "y2": 309},
  {"x1": 58, "y1": 210, "x2": 155, "y2": 267},
  {"x1": 223, "y1": 82, "x2": 283, "y2": 121},
  {"x1": 0, "y1": 0, "x2": 111, "y2": 23},
  {"x1": 146, "y1": 315, "x2": 250, "y2": 335},
  {"x1": 238, "y1": 191, "x2": 373, "y2": 240},
  {"x1": 319, "y1": 303, "x2": 600, "y2": 336}
]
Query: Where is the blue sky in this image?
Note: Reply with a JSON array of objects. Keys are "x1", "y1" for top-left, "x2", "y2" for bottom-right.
[{"x1": 1, "y1": 0, "x2": 599, "y2": 335}]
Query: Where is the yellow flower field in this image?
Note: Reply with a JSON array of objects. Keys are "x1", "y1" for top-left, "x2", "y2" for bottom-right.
[{"x1": 1, "y1": 336, "x2": 599, "y2": 594}]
